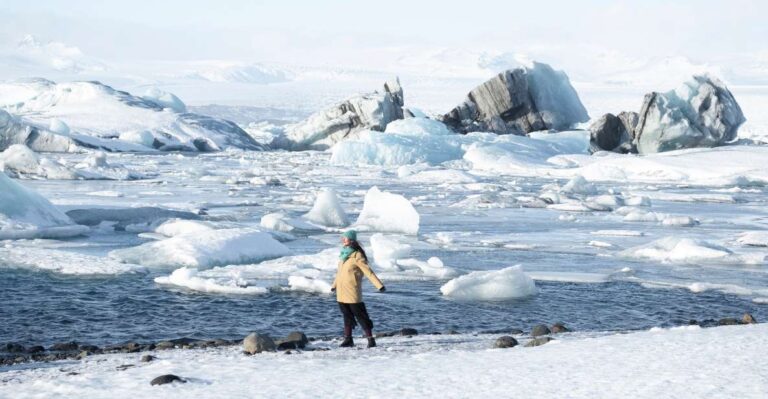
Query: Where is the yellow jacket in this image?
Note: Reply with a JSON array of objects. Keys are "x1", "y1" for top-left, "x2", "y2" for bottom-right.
[{"x1": 331, "y1": 251, "x2": 384, "y2": 304}]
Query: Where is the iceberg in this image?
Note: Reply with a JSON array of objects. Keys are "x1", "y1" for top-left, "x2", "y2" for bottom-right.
[
  {"x1": 635, "y1": 75, "x2": 745, "y2": 154},
  {"x1": 109, "y1": 228, "x2": 291, "y2": 268},
  {"x1": 354, "y1": 187, "x2": 420, "y2": 235},
  {"x1": 273, "y1": 79, "x2": 404, "y2": 150},
  {"x1": 303, "y1": 188, "x2": 349, "y2": 227},
  {"x1": 442, "y1": 62, "x2": 589, "y2": 135},
  {"x1": 0, "y1": 171, "x2": 88, "y2": 239},
  {"x1": 440, "y1": 265, "x2": 537, "y2": 301},
  {"x1": 154, "y1": 267, "x2": 267, "y2": 295}
]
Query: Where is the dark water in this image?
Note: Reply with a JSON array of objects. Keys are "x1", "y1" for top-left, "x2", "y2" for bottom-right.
[{"x1": 1, "y1": 267, "x2": 763, "y2": 349}]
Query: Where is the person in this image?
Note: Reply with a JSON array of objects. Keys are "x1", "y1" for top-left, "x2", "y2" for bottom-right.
[{"x1": 331, "y1": 230, "x2": 385, "y2": 348}]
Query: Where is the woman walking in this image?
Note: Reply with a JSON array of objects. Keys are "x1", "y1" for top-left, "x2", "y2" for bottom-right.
[{"x1": 331, "y1": 230, "x2": 385, "y2": 348}]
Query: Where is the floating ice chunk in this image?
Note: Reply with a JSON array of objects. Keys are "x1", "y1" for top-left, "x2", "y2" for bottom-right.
[
  {"x1": 261, "y1": 213, "x2": 295, "y2": 232},
  {"x1": 72, "y1": 151, "x2": 144, "y2": 180},
  {"x1": 661, "y1": 216, "x2": 699, "y2": 227},
  {"x1": 623, "y1": 210, "x2": 665, "y2": 222},
  {"x1": 0, "y1": 245, "x2": 144, "y2": 275},
  {"x1": 109, "y1": 228, "x2": 291, "y2": 268},
  {"x1": 354, "y1": 187, "x2": 420, "y2": 235},
  {"x1": 547, "y1": 202, "x2": 593, "y2": 212},
  {"x1": 370, "y1": 233, "x2": 412, "y2": 266},
  {"x1": 440, "y1": 265, "x2": 537, "y2": 301},
  {"x1": 386, "y1": 257, "x2": 459, "y2": 280},
  {"x1": 261, "y1": 212, "x2": 322, "y2": 234},
  {"x1": 624, "y1": 196, "x2": 652, "y2": 207},
  {"x1": 155, "y1": 219, "x2": 214, "y2": 237},
  {"x1": 142, "y1": 87, "x2": 187, "y2": 113},
  {"x1": 0, "y1": 144, "x2": 81, "y2": 179},
  {"x1": 527, "y1": 271, "x2": 610, "y2": 283},
  {"x1": 0, "y1": 172, "x2": 88, "y2": 239},
  {"x1": 154, "y1": 267, "x2": 267, "y2": 294},
  {"x1": 304, "y1": 188, "x2": 349, "y2": 227},
  {"x1": 561, "y1": 176, "x2": 597, "y2": 195},
  {"x1": 737, "y1": 231, "x2": 768, "y2": 247},
  {"x1": 589, "y1": 240, "x2": 613, "y2": 248},
  {"x1": 621, "y1": 236, "x2": 763, "y2": 264},
  {"x1": 287, "y1": 275, "x2": 332, "y2": 295},
  {"x1": 687, "y1": 282, "x2": 754, "y2": 296}
]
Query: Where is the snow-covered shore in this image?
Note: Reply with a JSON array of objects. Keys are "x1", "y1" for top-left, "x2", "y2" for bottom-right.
[{"x1": 2, "y1": 324, "x2": 766, "y2": 398}]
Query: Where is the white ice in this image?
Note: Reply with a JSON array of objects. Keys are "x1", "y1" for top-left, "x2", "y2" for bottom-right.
[
  {"x1": 620, "y1": 236, "x2": 765, "y2": 265},
  {"x1": 0, "y1": 172, "x2": 88, "y2": 239},
  {"x1": 154, "y1": 267, "x2": 266, "y2": 295},
  {"x1": 354, "y1": 187, "x2": 420, "y2": 235},
  {"x1": 440, "y1": 265, "x2": 537, "y2": 301},
  {"x1": 303, "y1": 188, "x2": 349, "y2": 228},
  {"x1": 109, "y1": 228, "x2": 291, "y2": 268}
]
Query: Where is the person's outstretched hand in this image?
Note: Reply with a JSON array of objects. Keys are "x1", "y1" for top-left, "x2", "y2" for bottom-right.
[
  {"x1": 379, "y1": 286, "x2": 386, "y2": 293},
  {"x1": 330, "y1": 287, "x2": 336, "y2": 293}
]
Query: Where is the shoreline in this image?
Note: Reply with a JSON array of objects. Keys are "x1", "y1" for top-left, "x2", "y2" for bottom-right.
[
  {"x1": 2, "y1": 313, "x2": 757, "y2": 367},
  {"x1": 2, "y1": 323, "x2": 767, "y2": 398}
]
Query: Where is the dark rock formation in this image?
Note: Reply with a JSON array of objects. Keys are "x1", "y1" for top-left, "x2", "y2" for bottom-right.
[
  {"x1": 589, "y1": 112, "x2": 638, "y2": 153},
  {"x1": 243, "y1": 333, "x2": 276, "y2": 354},
  {"x1": 493, "y1": 336, "x2": 519, "y2": 348}
]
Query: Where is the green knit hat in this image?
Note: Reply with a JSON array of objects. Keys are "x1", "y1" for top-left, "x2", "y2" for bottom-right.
[{"x1": 342, "y1": 230, "x2": 357, "y2": 241}]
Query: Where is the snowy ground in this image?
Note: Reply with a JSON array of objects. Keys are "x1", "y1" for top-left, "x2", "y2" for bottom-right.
[{"x1": 2, "y1": 324, "x2": 766, "y2": 398}]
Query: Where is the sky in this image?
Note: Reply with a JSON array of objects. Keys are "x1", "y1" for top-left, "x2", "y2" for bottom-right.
[{"x1": 1, "y1": 0, "x2": 766, "y2": 65}]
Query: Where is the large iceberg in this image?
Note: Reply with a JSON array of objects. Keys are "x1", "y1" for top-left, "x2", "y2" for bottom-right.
[
  {"x1": 634, "y1": 75, "x2": 745, "y2": 154},
  {"x1": 442, "y1": 62, "x2": 589, "y2": 135},
  {"x1": 273, "y1": 79, "x2": 404, "y2": 150},
  {"x1": 0, "y1": 79, "x2": 263, "y2": 152},
  {"x1": 0, "y1": 171, "x2": 89, "y2": 239}
]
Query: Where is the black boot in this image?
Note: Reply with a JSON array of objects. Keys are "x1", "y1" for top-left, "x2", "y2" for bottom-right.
[
  {"x1": 339, "y1": 336, "x2": 354, "y2": 348},
  {"x1": 367, "y1": 337, "x2": 376, "y2": 348}
]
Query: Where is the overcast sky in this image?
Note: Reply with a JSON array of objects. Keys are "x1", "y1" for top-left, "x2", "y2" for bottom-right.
[{"x1": 1, "y1": 0, "x2": 766, "y2": 66}]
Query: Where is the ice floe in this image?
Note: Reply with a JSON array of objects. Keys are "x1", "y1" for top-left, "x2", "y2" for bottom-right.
[
  {"x1": 0, "y1": 172, "x2": 88, "y2": 239},
  {"x1": 109, "y1": 228, "x2": 291, "y2": 268},
  {"x1": 440, "y1": 265, "x2": 537, "y2": 301}
]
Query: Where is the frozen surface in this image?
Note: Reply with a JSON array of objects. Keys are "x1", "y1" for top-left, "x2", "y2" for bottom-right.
[{"x1": 440, "y1": 265, "x2": 537, "y2": 301}]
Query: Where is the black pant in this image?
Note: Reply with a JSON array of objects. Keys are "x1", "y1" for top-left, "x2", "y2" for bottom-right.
[{"x1": 338, "y1": 302, "x2": 374, "y2": 333}]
